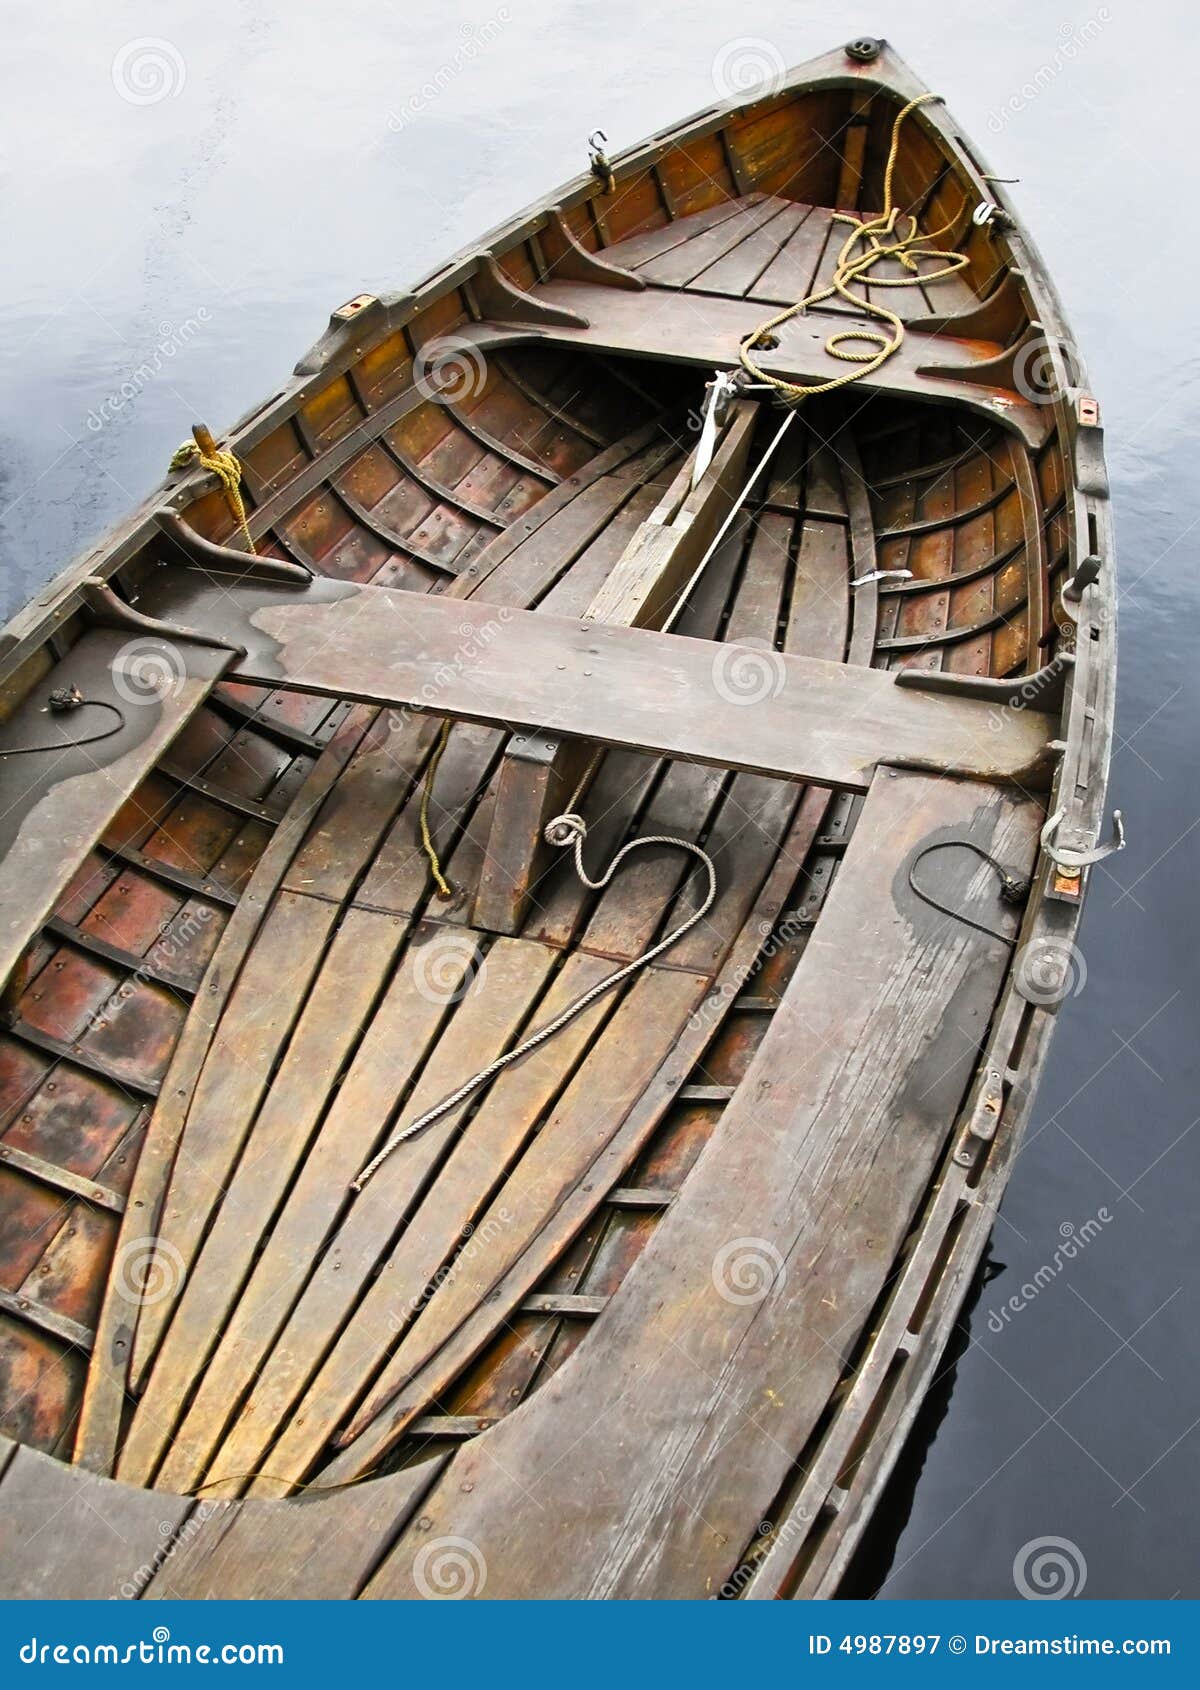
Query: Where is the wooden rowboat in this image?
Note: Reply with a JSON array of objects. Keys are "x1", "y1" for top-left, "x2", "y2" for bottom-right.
[{"x1": 0, "y1": 39, "x2": 1116, "y2": 1599}]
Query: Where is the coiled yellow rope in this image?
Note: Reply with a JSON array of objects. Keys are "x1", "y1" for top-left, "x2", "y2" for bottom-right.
[
  {"x1": 738, "y1": 92, "x2": 969, "y2": 405},
  {"x1": 169, "y1": 437, "x2": 256, "y2": 554}
]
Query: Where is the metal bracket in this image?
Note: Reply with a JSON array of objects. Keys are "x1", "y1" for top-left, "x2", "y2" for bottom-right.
[
  {"x1": 853, "y1": 568, "x2": 913, "y2": 588},
  {"x1": 1041, "y1": 806, "x2": 1125, "y2": 871}
]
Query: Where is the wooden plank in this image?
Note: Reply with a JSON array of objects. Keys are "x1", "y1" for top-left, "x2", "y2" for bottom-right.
[
  {"x1": 605, "y1": 194, "x2": 765, "y2": 271},
  {"x1": 0, "y1": 1442, "x2": 190, "y2": 1598},
  {"x1": 325, "y1": 964, "x2": 709, "y2": 1482},
  {"x1": 225, "y1": 949, "x2": 634, "y2": 1493},
  {"x1": 145, "y1": 1454, "x2": 448, "y2": 1599},
  {"x1": 122, "y1": 891, "x2": 341, "y2": 1397},
  {"x1": 689, "y1": 201, "x2": 809, "y2": 298},
  {"x1": 0, "y1": 1141, "x2": 125, "y2": 1214},
  {"x1": 586, "y1": 402, "x2": 758, "y2": 628},
  {"x1": 786, "y1": 518, "x2": 851, "y2": 661},
  {"x1": 0, "y1": 629, "x2": 229, "y2": 995},
  {"x1": 752, "y1": 204, "x2": 837, "y2": 305},
  {"x1": 0, "y1": 1285, "x2": 93, "y2": 1352},
  {"x1": 118, "y1": 907, "x2": 409, "y2": 1489},
  {"x1": 174, "y1": 937, "x2": 558, "y2": 1498},
  {"x1": 323, "y1": 782, "x2": 833, "y2": 1482},
  {"x1": 362, "y1": 770, "x2": 1040, "y2": 1599},
  {"x1": 131, "y1": 918, "x2": 489, "y2": 1494},
  {"x1": 130, "y1": 577, "x2": 1055, "y2": 793},
  {"x1": 637, "y1": 197, "x2": 794, "y2": 287},
  {"x1": 73, "y1": 707, "x2": 375, "y2": 1477}
]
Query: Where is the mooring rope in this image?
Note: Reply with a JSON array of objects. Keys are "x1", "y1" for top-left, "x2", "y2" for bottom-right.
[
  {"x1": 169, "y1": 439, "x2": 256, "y2": 555},
  {"x1": 737, "y1": 92, "x2": 968, "y2": 406}
]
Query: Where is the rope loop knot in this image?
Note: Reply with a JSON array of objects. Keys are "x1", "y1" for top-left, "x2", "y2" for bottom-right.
[{"x1": 544, "y1": 812, "x2": 587, "y2": 849}]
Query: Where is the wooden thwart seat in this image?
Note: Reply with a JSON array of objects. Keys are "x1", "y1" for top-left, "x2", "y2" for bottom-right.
[{"x1": 129, "y1": 573, "x2": 1056, "y2": 798}]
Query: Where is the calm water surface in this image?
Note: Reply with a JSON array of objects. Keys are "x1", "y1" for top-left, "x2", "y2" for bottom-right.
[{"x1": 2, "y1": 0, "x2": 1196, "y2": 1599}]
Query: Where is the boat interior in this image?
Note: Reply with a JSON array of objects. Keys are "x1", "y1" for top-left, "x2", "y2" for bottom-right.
[{"x1": 0, "y1": 50, "x2": 1110, "y2": 1600}]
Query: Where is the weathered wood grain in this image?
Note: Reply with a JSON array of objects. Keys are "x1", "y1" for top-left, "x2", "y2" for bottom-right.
[
  {"x1": 362, "y1": 770, "x2": 1039, "y2": 1597},
  {"x1": 128, "y1": 577, "x2": 1055, "y2": 792}
]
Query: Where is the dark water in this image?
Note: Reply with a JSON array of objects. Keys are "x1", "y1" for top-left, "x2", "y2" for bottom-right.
[{"x1": 2, "y1": 2, "x2": 1195, "y2": 1600}]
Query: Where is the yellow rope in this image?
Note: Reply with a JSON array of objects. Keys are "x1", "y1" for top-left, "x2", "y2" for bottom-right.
[
  {"x1": 419, "y1": 719, "x2": 454, "y2": 899},
  {"x1": 169, "y1": 440, "x2": 256, "y2": 554},
  {"x1": 738, "y1": 93, "x2": 969, "y2": 406}
]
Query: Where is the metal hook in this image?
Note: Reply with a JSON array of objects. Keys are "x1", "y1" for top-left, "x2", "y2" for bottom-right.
[
  {"x1": 588, "y1": 130, "x2": 615, "y2": 193},
  {"x1": 1040, "y1": 807, "x2": 1126, "y2": 872}
]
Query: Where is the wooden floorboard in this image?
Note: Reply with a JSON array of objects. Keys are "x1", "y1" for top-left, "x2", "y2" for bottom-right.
[
  {"x1": 0, "y1": 1442, "x2": 190, "y2": 1598},
  {"x1": 362, "y1": 769, "x2": 1040, "y2": 1598},
  {"x1": 145, "y1": 1454, "x2": 448, "y2": 1599}
]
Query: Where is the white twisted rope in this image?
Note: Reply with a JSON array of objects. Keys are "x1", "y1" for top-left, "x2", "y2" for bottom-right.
[{"x1": 350, "y1": 814, "x2": 717, "y2": 1191}]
